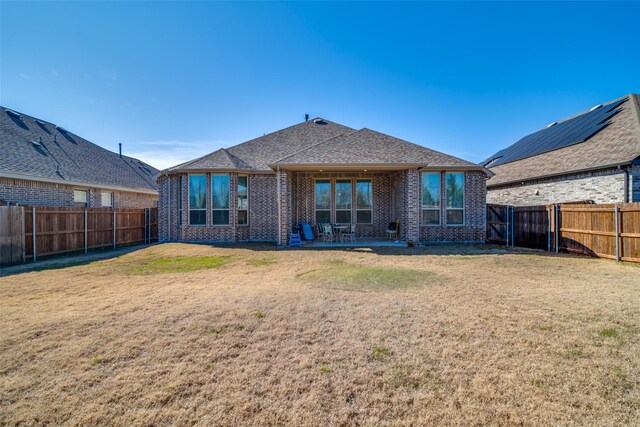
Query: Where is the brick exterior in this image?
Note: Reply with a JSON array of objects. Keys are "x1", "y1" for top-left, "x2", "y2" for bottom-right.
[
  {"x1": 0, "y1": 177, "x2": 157, "y2": 208},
  {"x1": 487, "y1": 166, "x2": 640, "y2": 206},
  {"x1": 159, "y1": 169, "x2": 488, "y2": 245},
  {"x1": 419, "y1": 170, "x2": 487, "y2": 243}
]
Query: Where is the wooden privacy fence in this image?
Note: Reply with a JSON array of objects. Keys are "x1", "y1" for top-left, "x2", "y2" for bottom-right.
[
  {"x1": 0, "y1": 206, "x2": 158, "y2": 266},
  {"x1": 487, "y1": 202, "x2": 640, "y2": 262},
  {"x1": 0, "y1": 206, "x2": 26, "y2": 266}
]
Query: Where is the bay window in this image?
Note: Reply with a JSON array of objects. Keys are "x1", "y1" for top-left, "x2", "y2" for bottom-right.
[
  {"x1": 421, "y1": 173, "x2": 440, "y2": 225},
  {"x1": 445, "y1": 172, "x2": 464, "y2": 225},
  {"x1": 189, "y1": 175, "x2": 207, "y2": 225},
  {"x1": 237, "y1": 175, "x2": 248, "y2": 225},
  {"x1": 212, "y1": 174, "x2": 230, "y2": 225}
]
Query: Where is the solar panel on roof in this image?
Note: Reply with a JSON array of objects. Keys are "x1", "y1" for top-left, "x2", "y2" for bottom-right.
[{"x1": 482, "y1": 97, "x2": 627, "y2": 168}]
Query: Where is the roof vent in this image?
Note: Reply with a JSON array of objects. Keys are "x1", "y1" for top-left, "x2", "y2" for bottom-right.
[
  {"x1": 546, "y1": 122, "x2": 557, "y2": 128},
  {"x1": 6, "y1": 109, "x2": 21, "y2": 119},
  {"x1": 31, "y1": 140, "x2": 42, "y2": 147},
  {"x1": 313, "y1": 118, "x2": 326, "y2": 125},
  {"x1": 590, "y1": 104, "x2": 603, "y2": 111},
  {"x1": 56, "y1": 125, "x2": 68, "y2": 133}
]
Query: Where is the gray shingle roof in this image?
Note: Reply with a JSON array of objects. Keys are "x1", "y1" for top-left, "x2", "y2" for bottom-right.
[
  {"x1": 166, "y1": 118, "x2": 486, "y2": 174},
  {"x1": 486, "y1": 94, "x2": 640, "y2": 187},
  {"x1": 273, "y1": 128, "x2": 479, "y2": 168},
  {"x1": 1, "y1": 107, "x2": 158, "y2": 192}
]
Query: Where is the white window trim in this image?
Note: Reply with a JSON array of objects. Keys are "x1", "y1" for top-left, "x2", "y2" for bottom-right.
[
  {"x1": 314, "y1": 178, "x2": 331, "y2": 224},
  {"x1": 445, "y1": 172, "x2": 465, "y2": 226},
  {"x1": 335, "y1": 179, "x2": 352, "y2": 224},
  {"x1": 421, "y1": 172, "x2": 441, "y2": 226},
  {"x1": 188, "y1": 174, "x2": 207, "y2": 226},
  {"x1": 73, "y1": 189, "x2": 88, "y2": 206},
  {"x1": 211, "y1": 173, "x2": 230, "y2": 226},
  {"x1": 237, "y1": 174, "x2": 249, "y2": 226},
  {"x1": 355, "y1": 178, "x2": 373, "y2": 224}
]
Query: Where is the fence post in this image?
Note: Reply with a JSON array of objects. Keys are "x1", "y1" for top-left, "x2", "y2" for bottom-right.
[
  {"x1": 614, "y1": 205, "x2": 620, "y2": 262},
  {"x1": 505, "y1": 207, "x2": 509, "y2": 247},
  {"x1": 32, "y1": 207, "x2": 37, "y2": 262},
  {"x1": 84, "y1": 208, "x2": 88, "y2": 254},
  {"x1": 547, "y1": 207, "x2": 551, "y2": 252},
  {"x1": 511, "y1": 206, "x2": 515, "y2": 247},
  {"x1": 113, "y1": 208, "x2": 117, "y2": 249},
  {"x1": 553, "y1": 204, "x2": 560, "y2": 253}
]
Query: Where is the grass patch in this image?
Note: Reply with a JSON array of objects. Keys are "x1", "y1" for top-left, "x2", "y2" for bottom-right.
[
  {"x1": 562, "y1": 348, "x2": 584, "y2": 359},
  {"x1": 387, "y1": 363, "x2": 431, "y2": 389},
  {"x1": 299, "y1": 262, "x2": 437, "y2": 292},
  {"x1": 205, "y1": 326, "x2": 226, "y2": 335},
  {"x1": 539, "y1": 325, "x2": 552, "y2": 332},
  {"x1": 318, "y1": 364, "x2": 331, "y2": 374},
  {"x1": 89, "y1": 356, "x2": 106, "y2": 366},
  {"x1": 255, "y1": 311, "x2": 265, "y2": 318},
  {"x1": 599, "y1": 328, "x2": 619, "y2": 338},
  {"x1": 125, "y1": 255, "x2": 233, "y2": 275},
  {"x1": 246, "y1": 258, "x2": 276, "y2": 267},
  {"x1": 205, "y1": 361, "x2": 215, "y2": 371},
  {"x1": 372, "y1": 345, "x2": 393, "y2": 360}
]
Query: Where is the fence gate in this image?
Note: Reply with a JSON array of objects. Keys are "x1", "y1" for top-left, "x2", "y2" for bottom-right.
[
  {"x1": 0, "y1": 206, "x2": 25, "y2": 266},
  {"x1": 486, "y1": 204, "x2": 510, "y2": 245}
]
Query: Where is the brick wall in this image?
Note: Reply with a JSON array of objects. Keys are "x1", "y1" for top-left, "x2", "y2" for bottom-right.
[
  {"x1": 158, "y1": 172, "x2": 279, "y2": 243},
  {"x1": 419, "y1": 170, "x2": 486, "y2": 243},
  {"x1": 486, "y1": 167, "x2": 638, "y2": 206},
  {"x1": 159, "y1": 169, "x2": 487, "y2": 245},
  {"x1": 0, "y1": 177, "x2": 157, "y2": 208}
]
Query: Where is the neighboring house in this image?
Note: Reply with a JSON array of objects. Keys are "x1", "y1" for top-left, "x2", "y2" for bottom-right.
[
  {"x1": 0, "y1": 107, "x2": 159, "y2": 208},
  {"x1": 484, "y1": 94, "x2": 640, "y2": 206},
  {"x1": 157, "y1": 118, "x2": 492, "y2": 246}
]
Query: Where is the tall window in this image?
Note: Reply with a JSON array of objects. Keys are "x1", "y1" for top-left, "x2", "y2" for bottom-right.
[
  {"x1": 421, "y1": 173, "x2": 440, "y2": 225},
  {"x1": 238, "y1": 175, "x2": 248, "y2": 225},
  {"x1": 356, "y1": 179, "x2": 372, "y2": 224},
  {"x1": 335, "y1": 179, "x2": 352, "y2": 223},
  {"x1": 101, "y1": 191, "x2": 113, "y2": 208},
  {"x1": 73, "y1": 189, "x2": 87, "y2": 207},
  {"x1": 445, "y1": 172, "x2": 464, "y2": 225},
  {"x1": 212, "y1": 174, "x2": 230, "y2": 225},
  {"x1": 177, "y1": 175, "x2": 182, "y2": 226},
  {"x1": 315, "y1": 180, "x2": 331, "y2": 223},
  {"x1": 189, "y1": 175, "x2": 207, "y2": 225}
]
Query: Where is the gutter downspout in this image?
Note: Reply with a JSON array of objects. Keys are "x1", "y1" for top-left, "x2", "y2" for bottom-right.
[
  {"x1": 619, "y1": 165, "x2": 630, "y2": 203},
  {"x1": 165, "y1": 172, "x2": 171, "y2": 243}
]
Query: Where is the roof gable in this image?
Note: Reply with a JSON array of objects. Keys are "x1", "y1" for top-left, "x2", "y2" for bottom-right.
[
  {"x1": 0, "y1": 107, "x2": 159, "y2": 192},
  {"x1": 272, "y1": 128, "x2": 478, "y2": 168}
]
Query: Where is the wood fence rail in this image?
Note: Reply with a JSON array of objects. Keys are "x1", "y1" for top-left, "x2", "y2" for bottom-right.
[
  {"x1": 487, "y1": 202, "x2": 640, "y2": 263},
  {"x1": 0, "y1": 206, "x2": 157, "y2": 266}
]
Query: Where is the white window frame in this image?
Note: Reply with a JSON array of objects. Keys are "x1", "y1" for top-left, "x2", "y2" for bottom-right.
[
  {"x1": 237, "y1": 174, "x2": 249, "y2": 226},
  {"x1": 355, "y1": 179, "x2": 373, "y2": 224},
  {"x1": 73, "y1": 189, "x2": 88, "y2": 206},
  {"x1": 314, "y1": 178, "x2": 331, "y2": 224},
  {"x1": 211, "y1": 173, "x2": 230, "y2": 226},
  {"x1": 335, "y1": 179, "x2": 352, "y2": 224},
  {"x1": 101, "y1": 191, "x2": 114, "y2": 208},
  {"x1": 188, "y1": 174, "x2": 207, "y2": 226},
  {"x1": 421, "y1": 172, "x2": 441, "y2": 226},
  {"x1": 445, "y1": 172, "x2": 465, "y2": 226}
]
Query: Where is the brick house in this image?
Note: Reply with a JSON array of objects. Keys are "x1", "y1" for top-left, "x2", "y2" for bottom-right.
[
  {"x1": 485, "y1": 94, "x2": 640, "y2": 206},
  {"x1": 157, "y1": 118, "x2": 492, "y2": 246},
  {"x1": 0, "y1": 107, "x2": 158, "y2": 208}
]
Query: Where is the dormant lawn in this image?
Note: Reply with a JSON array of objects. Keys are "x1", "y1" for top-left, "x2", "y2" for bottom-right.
[{"x1": 1, "y1": 243, "x2": 639, "y2": 426}]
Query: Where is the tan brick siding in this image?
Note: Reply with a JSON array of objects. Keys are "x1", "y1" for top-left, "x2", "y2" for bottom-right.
[{"x1": 487, "y1": 167, "x2": 639, "y2": 206}]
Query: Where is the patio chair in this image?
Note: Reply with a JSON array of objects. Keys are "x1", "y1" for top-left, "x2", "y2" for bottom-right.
[
  {"x1": 322, "y1": 224, "x2": 335, "y2": 243},
  {"x1": 385, "y1": 220, "x2": 400, "y2": 241},
  {"x1": 341, "y1": 223, "x2": 356, "y2": 243},
  {"x1": 314, "y1": 223, "x2": 323, "y2": 241}
]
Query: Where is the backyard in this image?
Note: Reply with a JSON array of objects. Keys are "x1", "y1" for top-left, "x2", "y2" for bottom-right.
[{"x1": 1, "y1": 243, "x2": 639, "y2": 426}]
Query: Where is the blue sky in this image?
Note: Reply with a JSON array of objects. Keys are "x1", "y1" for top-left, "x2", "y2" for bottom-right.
[{"x1": 1, "y1": 1, "x2": 639, "y2": 170}]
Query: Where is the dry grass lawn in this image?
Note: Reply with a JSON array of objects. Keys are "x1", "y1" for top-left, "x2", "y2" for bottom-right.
[{"x1": 1, "y1": 243, "x2": 639, "y2": 426}]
